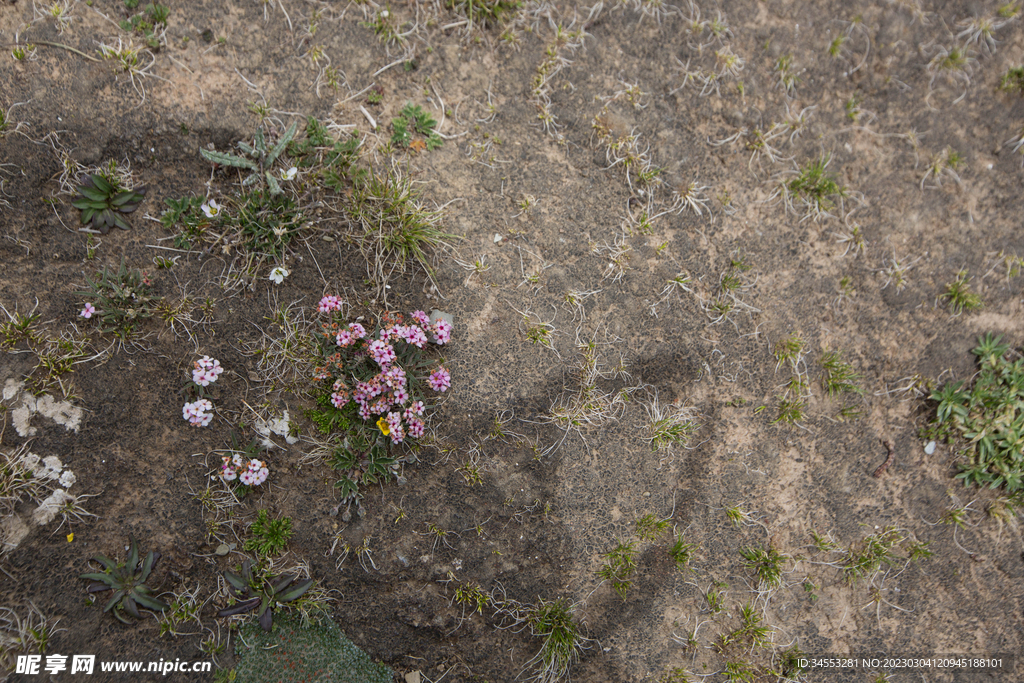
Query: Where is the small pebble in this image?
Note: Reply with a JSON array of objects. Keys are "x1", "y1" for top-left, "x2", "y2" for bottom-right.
[{"x1": 924, "y1": 441, "x2": 936, "y2": 455}]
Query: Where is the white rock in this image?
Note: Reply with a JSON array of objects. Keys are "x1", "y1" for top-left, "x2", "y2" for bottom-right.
[
  {"x1": 924, "y1": 441, "x2": 936, "y2": 455},
  {"x1": 494, "y1": 233, "x2": 503, "y2": 244}
]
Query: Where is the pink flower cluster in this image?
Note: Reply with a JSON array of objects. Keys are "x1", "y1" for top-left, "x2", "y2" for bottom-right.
[
  {"x1": 182, "y1": 399, "x2": 214, "y2": 427},
  {"x1": 318, "y1": 295, "x2": 343, "y2": 313},
  {"x1": 428, "y1": 367, "x2": 451, "y2": 392},
  {"x1": 192, "y1": 356, "x2": 224, "y2": 386},
  {"x1": 335, "y1": 322, "x2": 367, "y2": 347},
  {"x1": 219, "y1": 453, "x2": 269, "y2": 486},
  {"x1": 316, "y1": 306, "x2": 454, "y2": 445}
]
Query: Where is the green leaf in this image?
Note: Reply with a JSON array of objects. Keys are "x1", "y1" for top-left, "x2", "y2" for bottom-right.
[
  {"x1": 79, "y1": 572, "x2": 117, "y2": 586},
  {"x1": 78, "y1": 185, "x2": 111, "y2": 203},
  {"x1": 276, "y1": 578, "x2": 314, "y2": 603},
  {"x1": 201, "y1": 148, "x2": 258, "y2": 170},
  {"x1": 266, "y1": 171, "x2": 282, "y2": 196},
  {"x1": 266, "y1": 121, "x2": 299, "y2": 167},
  {"x1": 92, "y1": 554, "x2": 118, "y2": 571},
  {"x1": 132, "y1": 590, "x2": 169, "y2": 612},
  {"x1": 224, "y1": 570, "x2": 247, "y2": 592},
  {"x1": 91, "y1": 174, "x2": 113, "y2": 195},
  {"x1": 104, "y1": 590, "x2": 126, "y2": 613}
]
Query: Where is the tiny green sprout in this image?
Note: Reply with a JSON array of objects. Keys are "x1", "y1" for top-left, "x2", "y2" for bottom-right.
[
  {"x1": 828, "y1": 34, "x2": 846, "y2": 58},
  {"x1": 705, "y1": 585, "x2": 726, "y2": 614},
  {"x1": 803, "y1": 579, "x2": 819, "y2": 603},
  {"x1": 634, "y1": 514, "x2": 671, "y2": 541},
  {"x1": 836, "y1": 405, "x2": 864, "y2": 422},
  {"x1": 820, "y1": 349, "x2": 863, "y2": 396},
  {"x1": 788, "y1": 155, "x2": 847, "y2": 215},
  {"x1": 453, "y1": 582, "x2": 490, "y2": 615},
  {"x1": 723, "y1": 659, "x2": 756, "y2": 683},
  {"x1": 597, "y1": 540, "x2": 637, "y2": 600},
  {"x1": 773, "y1": 397, "x2": 806, "y2": 425},
  {"x1": 1000, "y1": 66, "x2": 1024, "y2": 94},
  {"x1": 939, "y1": 269, "x2": 983, "y2": 315},
  {"x1": 243, "y1": 510, "x2": 293, "y2": 557},
  {"x1": 724, "y1": 504, "x2": 752, "y2": 528},
  {"x1": 999, "y1": 2, "x2": 1020, "y2": 19},
  {"x1": 740, "y1": 544, "x2": 788, "y2": 589},
  {"x1": 940, "y1": 504, "x2": 971, "y2": 529},
  {"x1": 667, "y1": 534, "x2": 698, "y2": 572},
  {"x1": 773, "y1": 333, "x2": 805, "y2": 370}
]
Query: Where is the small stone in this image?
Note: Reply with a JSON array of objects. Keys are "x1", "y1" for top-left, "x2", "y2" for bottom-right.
[
  {"x1": 215, "y1": 544, "x2": 230, "y2": 556},
  {"x1": 642, "y1": 491, "x2": 651, "y2": 498},
  {"x1": 494, "y1": 233, "x2": 503, "y2": 244},
  {"x1": 405, "y1": 671, "x2": 421, "y2": 683},
  {"x1": 924, "y1": 441, "x2": 936, "y2": 455}
]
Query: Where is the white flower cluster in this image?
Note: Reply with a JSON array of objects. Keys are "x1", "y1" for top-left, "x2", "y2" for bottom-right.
[
  {"x1": 183, "y1": 398, "x2": 214, "y2": 427},
  {"x1": 219, "y1": 453, "x2": 269, "y2": 486},
  {"x1": 22, "y1": 453, "x2": 76, "y2": 489},
  {"x1": 192, "y1": 356, "x2": 224, "y2": 386}
]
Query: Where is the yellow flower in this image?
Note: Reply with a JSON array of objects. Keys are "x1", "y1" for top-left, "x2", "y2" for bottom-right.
[
  {"x1": 377, "y1": 417, "x2": 390, "y2": 436},
  {"x1": 67, "y1": 533, "x2": 74, "y2": 542}
]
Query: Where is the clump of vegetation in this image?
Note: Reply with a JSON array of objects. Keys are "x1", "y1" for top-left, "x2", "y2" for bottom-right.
[
  {"x1": 667, "y1": 534, "x2": 698, "y2": 572},
  {"x1": 634, "y1": 513, "x2": 670, "y2": 541},
  {"x1": 308, "y1": 304, "x2": 453, "y2": 505},
  {"x1": 786, "y1": 155, "x2": 847, "y2": 219},
  {"x1": 841, "y1": 526, "x2": 930, "y2": 583},
  {"x1": 939, "y1": 269, "x2": 983, "y2": 315},
  {"x1": 218, "y1": 559, "x2": 314, "y2": 631},
  {"x1": 1000, "y1": 65, "x2": 1024, "y2": 94},
  {"x1": 819, "y1": 349, "x2": 862, "y2": 397},
  {"x1": 200, "y1": 121, "x2": 299, "y2": 195},
  {"x1": 80, "y1": 535, "x2": 169, "y2": 623},
  {"x1": 391, "y1": 103, "x2": 442, "y2": 151},
  {"x1": 243, "y1": 510, "x2": 293, "y2": 556},
  {"x1": 119, "y1": 2, "x2": 170, "y2": 48},
  {"x1": 347, "y1": 164, "x2": 458, "y2": 298},
  {"x1": 232, "y1": 613, "x2": 392, "y2": 682},
  {"x1": 445, "y1": 0, "x2": 522, "y2": 27},
  {"x1": 596, "y1": 540, "x2": 638, "y2": 599},
  {"x1": 926, "y1": 334, "x2": 1024, "y2": 491},
  {"x1": 72, "y1": 172, "x2": 146, "y2": 233},
  {"x1": 739, "y1": 544, "x2": 788, "y2": 590},
  {"x1": 523, "y1": 598, "x2": 589, "y2": 683},
  {"x1": 77, "y1": 257, "x2": 161, "y2": 340}
]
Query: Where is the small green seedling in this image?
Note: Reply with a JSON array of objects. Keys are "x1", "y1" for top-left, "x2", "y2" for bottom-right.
[
  {"x1": 391, "y1": 103, "x2": 442, "y2": 151},
  {"x1": 634, "y1": 514, "x2": 670, "y2": 541},
  {"x1": 667, "y1": 534, "x2": 698, "y2": 572},
  {"x1": 819, "y1": 349, "x2": 862, "y2": 396},
  {"x1": 597, "y1": 540, "x2": 637, "y2": 599},
  {"x1": 739, "y1": 544, "x2": 788, "y2": 590},
  {"x1": 80, "y1": 535, "x2": 169, "y2": 623},
  {"x1": 939, "y1": 269, "x2": 983, "y2": 315}
]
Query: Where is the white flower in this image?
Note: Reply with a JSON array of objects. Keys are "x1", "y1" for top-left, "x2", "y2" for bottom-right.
[
  {"x1": 281, "y1": 167, "x2": 298, "y2": 181},
  {"x1": 201, "y1": 198, "x2": 222, "y2": 218},
  {"x1": 59, "y1": 470, "x2": 76, "y2": 489},
  {"x1": 269, "y1": 267, "x2": 289, "y2": 284}
]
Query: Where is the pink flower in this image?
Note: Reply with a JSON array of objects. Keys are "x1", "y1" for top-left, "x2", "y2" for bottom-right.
[
  {"x1": 192, "y1": 357, "x2": 223, "y2": 386},
  {"x1": 407, "y1": 418, "x2": 425, "y2": 438},
  {"x1": 80, "y1": 303, "x2": 96, "y2": 319},
  {"x1": 318, "y1": 295, "x2": 342, "y2": 313},
  {"x1": 389, "y1": 424, "x2": 405, "y2": 444},
  {"x1": 386, "y1": 411, "x2": 402, "y2": 430},
  {"x1": 428, "y1": 367, "x2": 451, "y2": 392},
  {"x1": 432, "y1": 318, "x2": 453, "y2": 345},
  {"x1": 369, "y1": 339, "x2": 396, "y2": 366},
  {"x1": 402, "y1": 325, "x2": 428, "y2": 348},
  {"x1": 331, "y1": 391, "x2": 349, "y2": 409},
  {"x1": 408, "y1": 400, "x2": 425, "y2": 416},
  {"x1": 411, "y1": 310, "x2": 430, "y2": 327},
  {"x1": 384, "y1": 366, "x2": 407, "y2": 388},
  {"x1": 336, "y1": 329, "x2": 354, "y2": 347},
  {"x1": 349, "y1": 323, "x2": 367, "y2": 339},
  {"x1": 358, "y1": 403, "x2": 371, "y2": 420},
  {"x1": 392, "y1": 387, "x2": 409, "y2": 404}
]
